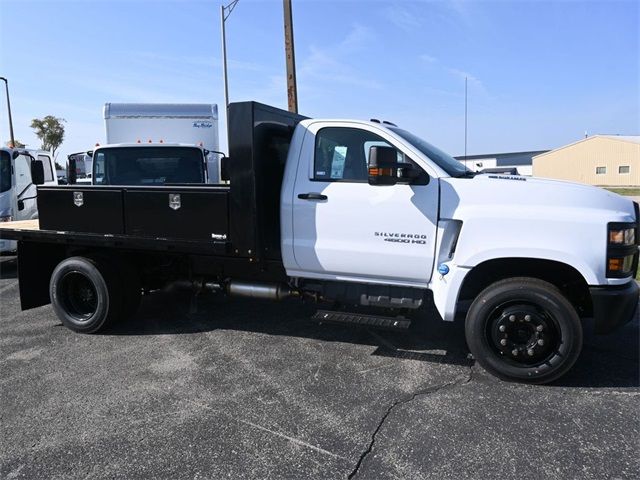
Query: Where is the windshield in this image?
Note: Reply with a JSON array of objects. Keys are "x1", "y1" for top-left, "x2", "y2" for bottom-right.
[
  {"x1": 389, "y1": 127, "x2": 470, "y2": 177},
  {"x1": 0, "y1": 151, "x2": 11, "y2": 193},
  {"x1": 93, "y1": 147, "x2": 205, "y2": 185}
]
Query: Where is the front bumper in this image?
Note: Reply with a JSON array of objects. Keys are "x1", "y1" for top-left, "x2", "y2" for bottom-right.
[{"x1": 590, "y1": 281, "x2": 639, "y2": 334}]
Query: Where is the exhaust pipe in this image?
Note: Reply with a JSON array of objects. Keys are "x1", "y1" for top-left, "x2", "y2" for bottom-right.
[
  {"x1": 162, "y1": 279, "x2": 296, "y2": 301},
  {"x1": 227, "y1": 281, "x2": 297, "y2": 300},
  {"x1": 163, "y1": 279, "x2": 222, "y2": 293}
]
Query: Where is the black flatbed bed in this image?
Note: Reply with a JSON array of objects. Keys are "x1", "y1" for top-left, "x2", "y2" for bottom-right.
[{"x1": 0, "y1": 218, "x2": 229, "y2": 255}]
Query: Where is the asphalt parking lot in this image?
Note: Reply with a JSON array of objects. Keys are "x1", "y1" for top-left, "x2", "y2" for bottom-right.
[{"x1": 0, "y1": 257, "x2": 638, "y2": 479}]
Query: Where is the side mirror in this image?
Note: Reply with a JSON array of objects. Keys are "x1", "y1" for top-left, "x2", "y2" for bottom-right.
[
  {"x1": 368, "y1": 146, "x2": 401, "y2": 186},
  {"x1": 31, "y1": 160, "x2": 45, "y2": 185},
  {"x1": 67, "y1": 157, "x2": 77, "y2": 184},
  {"x1": 12, "y1": 150, "x2": 20, "y2": 160},
  {"x1": 220, "y1": 156, "x2": 230, "y2": 182},
  {"x1": 368, "y1": 146, "x2": 428, "y2": 186},
  {"x1": 17, "y1": 199, "x2": 25, "y2": 211}
]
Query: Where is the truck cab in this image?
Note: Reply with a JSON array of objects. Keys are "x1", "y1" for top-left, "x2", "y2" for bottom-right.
[
  {"x1": 282, "y1": 118, "x2": 637, "y2": 305},
  {"x1": 0, "y1": 147, "x2": 56, "y2": 253}
]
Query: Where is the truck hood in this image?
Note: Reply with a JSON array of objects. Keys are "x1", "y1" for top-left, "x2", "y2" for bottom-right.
[
  {"x1": 438, "y1": 174, "x2": 637, "y2": 285},
  {"x1": 439, "y1": 174, "x2": 636, "y2": 224}
]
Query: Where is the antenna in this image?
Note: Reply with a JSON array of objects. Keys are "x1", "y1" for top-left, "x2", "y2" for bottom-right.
[{"x1": 464, "y1": 76, "x2": 468, "y2": 168}]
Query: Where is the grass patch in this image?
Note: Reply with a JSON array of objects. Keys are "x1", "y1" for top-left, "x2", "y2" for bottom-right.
[{"x1": 606, "y1": 187, "x2": 640, "y2": 196}]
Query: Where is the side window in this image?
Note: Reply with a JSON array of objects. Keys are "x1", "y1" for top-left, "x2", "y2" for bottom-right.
[
  {"x1": 314, "y1": 127, "x2": 394, "y2": 182},
  {"x1": 14, "y1": 155, "x2": 32, "y2": 192},
  {"x1": 37, "y1": 155, "x2": 54, "y2": 182},
  {"x1": 93, "y1": 152, "x2": 106, "y2": 184}
]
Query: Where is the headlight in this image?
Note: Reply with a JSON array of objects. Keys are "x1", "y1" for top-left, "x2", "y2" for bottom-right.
[
  {"x1": 607, "y1": 222, "x2": 638, "y2": 278},
  {"x1": 608, "y1": 255, "x2": 635, "y2": 274},
  {"x1": 0, "y1": 215, "x2": 13, "y2": 222},
  {"x1": 609, "y1": 227, "x2": 635, "y2": 246}
]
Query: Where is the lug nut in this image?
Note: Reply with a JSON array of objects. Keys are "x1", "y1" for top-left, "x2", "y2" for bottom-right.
[
  {"x1": 524, "y1": 314, "x2": 531, "y2": 322},
  {"x1": 511, "y1": 349, "x2": 519, "y2": 356},
  {"x1": 537, "y1": 339, "x2": 545, "y2": 346},
  {"x1": 499, "y1": 325, "x2": 506, "y2": 332},
  {"x1": 500, "y1": 339, "x2": 507, "y2": 346},
  {"x1": 527, "y1": 348, "x2": 535, "y2": 356},
  {"x1": 536, "y1": 325, "x2": 544, "y2": 332},
  {"x1": 509, "y1": 315, "x2": 516, "y2": 322}
]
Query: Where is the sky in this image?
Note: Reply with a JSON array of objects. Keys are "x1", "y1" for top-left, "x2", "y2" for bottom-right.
[{"x1": 0, "y1": 0, "x2": 638, "y2": 162}]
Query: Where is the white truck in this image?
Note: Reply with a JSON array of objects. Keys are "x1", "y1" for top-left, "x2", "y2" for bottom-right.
[
  {"x1": 0, "y1": 102, "x2": 637, "y2": 384},
  {"x1": 0, "y1": 147, "x2": 57, "y2": 253},
  {"x1": 103, "y1": 103, "x2": 220, "y2": 183}
]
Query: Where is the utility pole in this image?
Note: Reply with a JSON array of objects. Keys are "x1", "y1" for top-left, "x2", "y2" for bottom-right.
[
  {"x1": 221, "y1": 0, "x2": 240, "y2": 112},
  {"x1": 0, "y1": 77, "x2": 15, "y2": 148},
  {"x1": 283, "y1": 0, "x2": 298, "y2": 113}
]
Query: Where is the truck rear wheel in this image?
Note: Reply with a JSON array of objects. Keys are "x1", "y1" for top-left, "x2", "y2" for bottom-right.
[
  {"x1": 465, "y1": 277, "x2": 582, "y2": 384},
  {"x1": 49, "y1": 256, "x2": 122, "y2": 333}
]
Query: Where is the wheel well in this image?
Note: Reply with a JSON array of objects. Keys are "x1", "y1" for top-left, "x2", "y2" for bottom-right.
[{"x1": 458, "y1": 258, "x2": 592, "y2": 316}]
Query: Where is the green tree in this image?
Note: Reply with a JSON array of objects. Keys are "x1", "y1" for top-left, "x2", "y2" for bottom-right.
[
  {"x1": 5, "y1": 139, "x2": 25, "y2": 148},
  {"x1": 30, "y1": 115, "x2": 66, "y2": 156},
  {"x1": 54, "y1": 161, "x2": 65, "y2": 171}
]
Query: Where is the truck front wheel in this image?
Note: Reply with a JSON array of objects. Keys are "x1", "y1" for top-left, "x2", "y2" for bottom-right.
[
  {"x1": 465, "y1": 277, "x2": 582, "y2": 384},
  {"x1": 49, "y1": 256, "x2": 122, "y2": 333}
]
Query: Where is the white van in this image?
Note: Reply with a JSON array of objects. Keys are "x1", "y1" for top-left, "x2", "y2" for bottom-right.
[{"x1": 0, "y1": 147, "x2": 57, "y2": 253}]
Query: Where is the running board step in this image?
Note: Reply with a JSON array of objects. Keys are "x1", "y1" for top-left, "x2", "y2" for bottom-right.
[{"x1": 312, "y1": 310, "x2": 411, "y2": 330}]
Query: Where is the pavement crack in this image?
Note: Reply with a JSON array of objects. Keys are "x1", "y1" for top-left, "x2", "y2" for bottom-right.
[{"x1": 347, "y1": 367, "x2": 473, "y2": 479}]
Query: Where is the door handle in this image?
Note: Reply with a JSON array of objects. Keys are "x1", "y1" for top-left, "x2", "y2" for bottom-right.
[{"x1": 298, "y1": 192, "x2": 328, "y2": 200}]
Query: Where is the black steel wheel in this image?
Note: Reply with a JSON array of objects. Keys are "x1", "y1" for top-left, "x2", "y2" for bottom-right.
[
  {"x1": 58, "y1": 271, "x2": 99, "y2": 321},
  {"x1": 49, "y1": 256, "x2": 122, "y2": 333},
  {"x1": 465, "y1": 277, "x2": 582, "y2": 384}
]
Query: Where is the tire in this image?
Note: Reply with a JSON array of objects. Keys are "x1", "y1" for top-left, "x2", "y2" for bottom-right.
[
  {"x1": 465, "y1": 277, "x2": 582, "y2": 384},
  {"x1": 49, "y1": 256, "x2": 123, "y2": 333}
]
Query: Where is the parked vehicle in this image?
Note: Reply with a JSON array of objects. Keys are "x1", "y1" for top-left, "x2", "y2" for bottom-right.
[
  {"x1": 0, "y1": 147, "x2": 57, "y2": 253},
  {"x1": 0, "y1": 102, "x2": 637, "y2": 384},
  {"x1": 104, "y1": 103, "x2": 220, "y2": 183}
]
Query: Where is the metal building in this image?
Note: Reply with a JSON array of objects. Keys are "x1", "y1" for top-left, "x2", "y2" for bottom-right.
[
  {"x1": 533, "y1": 135, "x2": 640, "y2": 186},
  {"x1": 455, "y1": 150, "x2": 548, "y2": 175}
]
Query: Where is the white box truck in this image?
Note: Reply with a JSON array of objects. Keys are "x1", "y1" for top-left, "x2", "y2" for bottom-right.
[{"x1": 103, "y1": 103, "x2": 220, "y2": 183}]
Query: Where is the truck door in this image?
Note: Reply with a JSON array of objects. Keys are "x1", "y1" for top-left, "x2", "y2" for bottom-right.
[
  {"x1": 14, "y1": 154, "x2": 38, "y2": 220},
  {"x1": 290, "y1": 124, "x2": 439, "y2": 286},
  {"x1": 36, "y1": 154, "x2": 57, "y2": 186}
]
